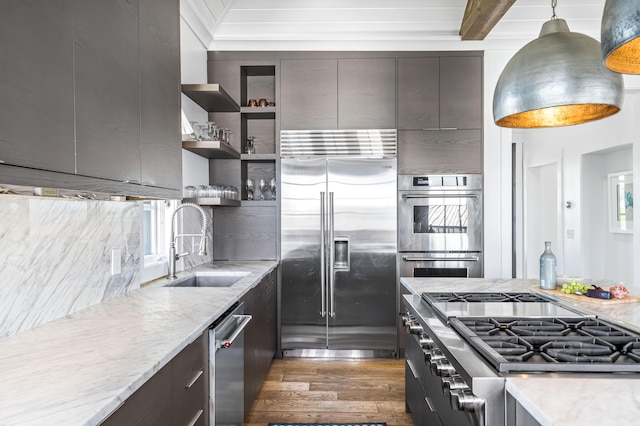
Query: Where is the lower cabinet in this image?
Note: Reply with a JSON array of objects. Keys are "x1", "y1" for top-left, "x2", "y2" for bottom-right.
[
  {"x1": 241, "y1": 269, "x2": 277, "y2": 419},
  {"x1": 100, "y1": 332, "x2": 208, "y2": 426}
]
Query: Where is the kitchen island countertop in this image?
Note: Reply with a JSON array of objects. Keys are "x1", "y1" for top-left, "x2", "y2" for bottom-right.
[
  {"x1": 0, "y1": 260, "x2": 277, "y2": 426},
  {"x1": 401, "y1": 277, "x2": 640, "y2": 426}
]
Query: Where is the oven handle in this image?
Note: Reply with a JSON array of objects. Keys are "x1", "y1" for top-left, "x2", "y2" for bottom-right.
[
  {"x1": 402, "y1": 255, "x2": 479, "y2": 262},
  {"x1": 402, "y1": 194, "x2": 478, "y2": 199}
]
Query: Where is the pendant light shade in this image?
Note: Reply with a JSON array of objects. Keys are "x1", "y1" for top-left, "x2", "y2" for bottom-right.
[
  {"x1": 494, "y1": 18, "x2": 624, "y2": 128},
  {"x1": 602, "y1": 0, "x2": 640, "y2": 74}
]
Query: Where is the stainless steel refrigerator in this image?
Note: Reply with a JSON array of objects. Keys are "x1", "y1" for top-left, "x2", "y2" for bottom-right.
[{"x1": 280, "y1": 130, "x2": 397, "y2": 357}]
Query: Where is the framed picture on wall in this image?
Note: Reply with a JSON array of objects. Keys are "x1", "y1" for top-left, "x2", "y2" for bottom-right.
[{"x1": 608, "y1": 171, "x2": 634, "y2": 234}]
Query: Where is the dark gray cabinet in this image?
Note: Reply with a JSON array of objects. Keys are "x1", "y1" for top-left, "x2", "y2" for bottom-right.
[
  {"x1": 241, "y1": 269, "x2": 277, "y2": 419},
  {"x1": 397, "y1": 54, "x2": 483, "y2": 174},
  {"x1": 338, "y1": 58, "x2": 396, "y2": 129},
  {"x1": 74, "y1": 0, "x2": 141, "y2": 183},
  {"x1": 398, "y1": 129, "x2": 482, "y2": 174},
  {"x1": 0, "y1": 0, "x2": 75, "y2": 174},
  {"x1": 398, "y1": 55, "x2": 482, "y2": 130},
  {"x1": 101, "y1": 332, "x2": 208, "y2": 426},
  {"x1": 139, "y1": 0, "x2": 181, "y2": 190},
  {"x1": 0, "y1": 0, "x2": 181, "y2": 197},
  {"x1": 280, "y1": 59, "x2": 338, "y2": 130},
  {"x1": 280, "y1": 57, "x2": 396, "y2": 130},
  {"x1": 397, "y1": 57, "x2": 440, "y2": 130},
  {"x1": 440, "y1": 56, "x2": 482, "y2": 130}
]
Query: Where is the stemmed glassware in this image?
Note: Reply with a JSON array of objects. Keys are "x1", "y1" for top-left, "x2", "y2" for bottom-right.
[
  {"x1": 258, "y1": 178, "x2": 267, "y2": 200},
  {"x1": 269, "y1": 178, "x2": 276, "y2": 200},
  {"x1": 246, "y1": 179, "x2": 255, "y2": 200}
]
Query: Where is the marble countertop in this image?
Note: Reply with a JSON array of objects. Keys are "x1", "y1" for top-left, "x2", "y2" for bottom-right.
[
  {"x1": 0, "y1": 260, "x2": 277, "y2": 426},
  {"x1": 401, "y1": 277, "x2": 640, "y2": 426}
]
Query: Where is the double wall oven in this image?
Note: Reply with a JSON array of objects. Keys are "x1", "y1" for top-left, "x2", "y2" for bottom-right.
[{"x1": 398, "y1": 174, "x2": 483, "y2": 279}]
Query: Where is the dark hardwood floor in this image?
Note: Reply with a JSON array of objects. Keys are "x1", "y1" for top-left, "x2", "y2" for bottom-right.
[{"x1": 245, "y1": 358, "x2": 414, "y2": 426}]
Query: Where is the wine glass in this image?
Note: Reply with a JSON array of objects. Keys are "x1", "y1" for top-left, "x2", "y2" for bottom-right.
[
  {"x1": 245, "y1": 179, "x2": 255, "y2": 200},
  {"x1": 258, "y1": 178, "x2": 267, "y2": 200},
  {"x1": 269, "y1": 178, "x2": 276, "y2": 200}
]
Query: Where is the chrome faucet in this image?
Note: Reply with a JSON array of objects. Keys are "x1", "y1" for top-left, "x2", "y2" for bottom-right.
[{"x1": 168, "y1": 202, "x2": 208, "y2": 279}]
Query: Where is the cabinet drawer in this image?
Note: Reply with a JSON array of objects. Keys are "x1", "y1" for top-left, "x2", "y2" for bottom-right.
[
  {"x1": 172, "y1": 334, "x2": 207, "y2": 425},
  {"x1": 172, "y1": 334, "x2": 206, "y2": 394},
  {"x1": 173, "y1": 374, "x2": 206, "y2": 426},
  {"x1": 405, "y1": 362, "x2": 442, "y2": 426},
  {"x1": 100, "y1": 362, "x2": 172, "y2": 426}
]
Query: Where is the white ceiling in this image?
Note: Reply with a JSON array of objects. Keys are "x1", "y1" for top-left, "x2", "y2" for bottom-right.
[{"x1": 181, "y1": 0, "x2": 607, "y2": 51}]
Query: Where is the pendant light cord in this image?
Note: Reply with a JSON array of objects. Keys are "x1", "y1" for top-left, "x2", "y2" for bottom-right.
[{"x1": 551, "y1": 0, "x2": 558, "y2": 20}]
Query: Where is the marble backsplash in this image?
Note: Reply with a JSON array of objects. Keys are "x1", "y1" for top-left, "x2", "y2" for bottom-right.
[{"x1": 0, "y1": 196, "x2": 142, "y2": 339}]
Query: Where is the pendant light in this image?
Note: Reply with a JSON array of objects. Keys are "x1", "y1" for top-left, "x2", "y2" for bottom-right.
[
  {"x1": 602, "y1": 0, "x2": 640, "y2": 74},
  {"x1": 493, "y1": 0, "x2": 624, "y2": 128}
]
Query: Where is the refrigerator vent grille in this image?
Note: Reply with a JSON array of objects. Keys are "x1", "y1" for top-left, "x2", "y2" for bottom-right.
[{"x1": 280, "y1": 129, "x2": 397, "y2": 158}]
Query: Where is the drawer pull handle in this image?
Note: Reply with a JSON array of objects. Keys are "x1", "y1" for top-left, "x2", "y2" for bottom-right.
[
  {"x1": 187, "y1": 409, "x2": 203, "y2": 426},
  {"x1": 186, "y1": 370, "x2": 204, "y2": 389}
]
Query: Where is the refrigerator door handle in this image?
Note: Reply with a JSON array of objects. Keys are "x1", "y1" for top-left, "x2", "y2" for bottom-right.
[
  {"x1": 320, "y1": 192, "x2": 326, "y2": 318},
  {"x1": 328, "y1": 192, "x2": 336, "y2": 317}
]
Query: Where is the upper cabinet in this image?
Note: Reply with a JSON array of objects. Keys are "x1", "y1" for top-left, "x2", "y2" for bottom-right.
[
  {"x1": 338, "y1": 58, "x2": 396, "y2": 129},
  {"x1": 0, "y1": 0, "x2": 182, "y2": 198},
  {"x1": 139, "y1": 0, "x2": 181, "y2": 190},
  {"x1": 74, "y1": 0, "x2": 141, "y2": 184},
  {"x1": 0, "y1": 0, "x2": 76, "y2": 174},
  {"x1": 398, "y1": 55, "x2": 482, "y2": 130},
  {"x1": 281, "y1": 59, "x2": 338, "y2": 130},
  {"x1": 280, "y1": 58, "x2": 396, "y2": 130}
]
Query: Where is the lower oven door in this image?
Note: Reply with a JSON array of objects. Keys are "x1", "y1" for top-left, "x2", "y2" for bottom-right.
[{"x1": 399, "y1": 253, "x2": 483, "y2": 278}]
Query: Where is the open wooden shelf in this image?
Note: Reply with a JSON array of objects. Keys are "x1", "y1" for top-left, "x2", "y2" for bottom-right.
[
  {"x1": 181, "y1": 84, "x2": 240, "y2": 112},
  {"x1": 182, "y1": 140, "x2": 241, "y2": 159}
]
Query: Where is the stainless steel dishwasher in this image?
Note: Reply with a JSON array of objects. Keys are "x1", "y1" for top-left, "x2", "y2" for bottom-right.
[{"x1": 209, "y1": 302, "x2": 252, "y2": 426}]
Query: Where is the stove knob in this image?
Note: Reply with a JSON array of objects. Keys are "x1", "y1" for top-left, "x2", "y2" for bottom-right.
[
  {"x1": 441, "y1": 375, "x2": 468, "y2": 396},
  {"x1": 408, "y1": 322, "x2": 424, "y2": 335},
  {"x1": 430, "y1": 359, "x2": 456, "y2": 377},
  {"x1": 450, "y1": 389, "x2": 485, "y2": 413},
  {"x1": 400, "y1": 314, "x2": 414, "y2": 326},
  {"x1": 419, "y1": 335, "x2": 435, "y2": 349},
  {"x1": 424, "y1": 348, "x2": 445, "y2": 363}
]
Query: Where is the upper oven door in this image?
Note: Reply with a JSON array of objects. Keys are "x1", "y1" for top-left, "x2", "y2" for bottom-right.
[{"x1": 398, "y1": 189, "x2": 483, "y2": 252}]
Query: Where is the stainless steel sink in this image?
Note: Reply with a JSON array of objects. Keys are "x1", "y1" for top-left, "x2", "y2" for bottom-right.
[{"x1": 165, "y1": 271, "x2": 250, "y2": 288}]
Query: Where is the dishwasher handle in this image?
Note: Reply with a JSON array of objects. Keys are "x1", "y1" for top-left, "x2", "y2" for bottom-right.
[{"x1": 217, "y1": 314, "x2": 252, "y2": 349}]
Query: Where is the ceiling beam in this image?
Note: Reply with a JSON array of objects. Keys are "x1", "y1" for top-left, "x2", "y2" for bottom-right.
[{"x1": 460, "y1": 0, "x2": 516, "y2": 40}]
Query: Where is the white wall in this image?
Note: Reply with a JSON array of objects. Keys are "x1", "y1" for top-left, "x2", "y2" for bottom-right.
[
  {"x1": 483, "y1": 50, "x2": 518, "y2": 278},
  {"x1": 521, "y1": 94, "x2": 640, "y2": 292}
]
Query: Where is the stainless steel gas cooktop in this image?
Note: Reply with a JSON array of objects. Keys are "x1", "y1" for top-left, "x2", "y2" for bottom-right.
[{"x1": 419, "y1": 291, "x2": 640, "y2": 373}]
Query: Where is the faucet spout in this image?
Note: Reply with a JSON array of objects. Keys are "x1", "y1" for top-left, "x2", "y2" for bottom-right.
[{"x1": 168, "y1": 202, "x2": 209, "y2": 279}]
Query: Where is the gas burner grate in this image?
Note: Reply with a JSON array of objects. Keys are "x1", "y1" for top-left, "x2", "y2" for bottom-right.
[
  {"x1": 422, "y1": 292, "x2": 550, "y2": 304},
  {"x1": 485, "y1": 337, "x2": 534, "y2": 362},
  {"x1": 450, "y1": 317, "x2": 640, "y2": 372},
  {"x1": 461, "y1": 320, "x2": 499, "y2": 335},
  {"x1": 541, "y1": 340, "x2": 619, "y2": 363},
  {"x1": 507, "y1": 320, "x2": 571, "y2": 336},
  {"x1": 624, "y1": 342, "x2": 640, "y2": 362}
]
